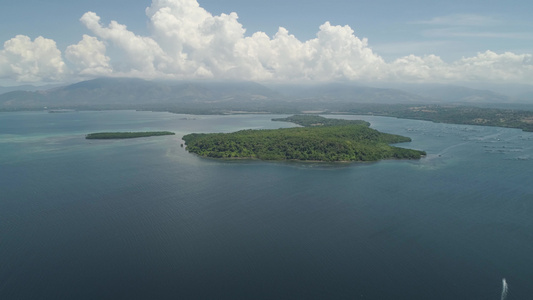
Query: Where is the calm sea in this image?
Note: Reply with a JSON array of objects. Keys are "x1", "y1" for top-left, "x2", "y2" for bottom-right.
[{"x1": 1, "y1": 111, "x2": 532, "y2": 299}]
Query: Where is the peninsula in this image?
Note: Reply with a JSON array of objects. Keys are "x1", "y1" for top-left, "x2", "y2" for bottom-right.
[
  {"x1": 86, "y1": 131, "x2": 175, "y2": 139},
  {"x1": 182, "y1": 115, "x2": 425, "y2": 162}
]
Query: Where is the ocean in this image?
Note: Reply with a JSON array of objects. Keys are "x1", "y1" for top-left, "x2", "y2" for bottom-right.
[{"x1": 1, "y1": 110, "x2": 532, "y2": 299}]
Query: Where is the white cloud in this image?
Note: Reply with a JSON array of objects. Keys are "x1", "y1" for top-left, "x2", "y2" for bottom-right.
[
  {"x1": 452, "y1": 51, "x2": 533, "y2": 82},
  {"x1": 307, "y1": 22, "x2": 385, "y2": 80},
  {"x1": 387, "y1": 51, "x2": 533, "y2": 83},
  {"x1": 1, "y1": 0, "x2": 532, "y2": 85},
  {"x1": 65, "y1": 35, "x2": 112, "y2": 76},
  {"x1": 0, "y1": 35, "x2": 66, "y2": 82},
  {"x1": 145, "y1": 0, "x2": 262, "y2": 78},
  {"x1": 80, "y1": 11, "x2": 172, "y2": 76},
  {"x1": 80, "y1": 0, "x2": 387, "y2": 82},
  {"x1": 390, "y1": 54, "x2": 449, "y2": 81},
  {"x1": 77, "y1": 0, "x2": 532, "y2": 84}
]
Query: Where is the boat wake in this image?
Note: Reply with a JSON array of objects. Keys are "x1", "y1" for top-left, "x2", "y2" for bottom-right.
[{"x1": 501, "y1": 278, "x2": 508, "y2": 300}]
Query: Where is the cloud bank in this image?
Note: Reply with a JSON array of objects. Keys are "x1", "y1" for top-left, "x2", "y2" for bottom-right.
[
  {"x1": 0, "y1": 35, "x2": 66, "y2": 82},
  {"x1": 1, "y1": 0, "x2": 532, "y2": 85}
]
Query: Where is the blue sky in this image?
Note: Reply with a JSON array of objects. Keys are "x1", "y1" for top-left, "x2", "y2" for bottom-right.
[
  {"x1": 1, "y1": 0, "x2": 532, "y2": 86},
  {"x1": 202, "y1": 0, "x2": 533, "y2": 61}
]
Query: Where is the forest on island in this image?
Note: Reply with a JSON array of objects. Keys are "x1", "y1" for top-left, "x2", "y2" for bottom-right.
[
  {"x1": 86, "y1": 131, "x2": 175, "y2": 139},
  {"x1": 183, "y1": 115, "x2": 425, "y2": 162}
]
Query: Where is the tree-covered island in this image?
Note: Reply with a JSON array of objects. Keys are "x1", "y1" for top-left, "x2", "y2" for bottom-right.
[
  {"x1": 86, "y1": 131, "x2": 175, "y2": 139},
  {"x1": 182, "y1": 115, "x2": 425, "y2": 162}
]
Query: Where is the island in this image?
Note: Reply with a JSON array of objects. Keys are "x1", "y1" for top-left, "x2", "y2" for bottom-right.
[
  {"x1": 86, "y1": 131, "x2": 175, "y2": 139},
  {"x1": 182, "y1": 115, "x2": 425, "y2": 162}
]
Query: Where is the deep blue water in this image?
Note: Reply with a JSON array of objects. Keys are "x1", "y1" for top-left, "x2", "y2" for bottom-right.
[{"x1": 1, "y1": 111, "x2": 532, "y2": 299}]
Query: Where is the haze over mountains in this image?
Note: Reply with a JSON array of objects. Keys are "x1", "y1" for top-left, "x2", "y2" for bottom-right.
[{"x1": 0, "y1": 77, "x2": 530, "y2": 111}]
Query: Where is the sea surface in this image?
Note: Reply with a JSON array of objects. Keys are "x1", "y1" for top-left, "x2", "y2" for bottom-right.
[{"x1": 1, "y1": 110, "x2": 532, "y2": 299}]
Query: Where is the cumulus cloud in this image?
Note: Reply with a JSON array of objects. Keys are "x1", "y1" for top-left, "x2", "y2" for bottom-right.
[
  {"x1": 65, "y1": 35, "x2": 112, "y2": 76},
  {"x1": 452, "y1": 51, "x2": 533, "y2": 82},
  {"x1": 74, "y1": 0, "x2": 532, "y2": 84},
  {"x1": 1, "y1": 0, "x2": 532, "y2": 85},
  {"x1": 80, "y1": 11, "x2": 171, "y2": 77},
  {"x1": 80, "y1": 0, "x2": 387, "y2": 82},
  {"x1": 390, "y1": 55, "x2": 451, "y2": 82},
  {"x1": 0, "y1": 35, "x2": 66, "y2": 82}
]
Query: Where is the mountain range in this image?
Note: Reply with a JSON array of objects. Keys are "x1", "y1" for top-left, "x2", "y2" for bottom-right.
[{"x1": 0, "y1": 77, "x2": 529, "y2": 111}]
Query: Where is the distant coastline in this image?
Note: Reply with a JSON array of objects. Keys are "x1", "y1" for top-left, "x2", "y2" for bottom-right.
[
  {"x1": 2, "y1": 78, "x2": 533, "y2": 133},
  {"x1": 48, "y1": 109, "x2": 76, "y2": 113}
]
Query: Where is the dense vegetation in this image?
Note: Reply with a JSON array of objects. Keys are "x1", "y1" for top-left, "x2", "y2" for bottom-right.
[
  {"x1": 86, "y1": 131, "x2": 175, "y2": 139},
  {"x1": 183, "y1": 115, "x2": 425, "y2": 162},
  {"x1": 391, "y1": 105, "x2": 533, "y2": 132},
  {"x1": 272, "y1": 115, "x2": 370, "y2": 127},
  {"x1": 339, "y1": 104, "x2": 533, "y2": 132}
]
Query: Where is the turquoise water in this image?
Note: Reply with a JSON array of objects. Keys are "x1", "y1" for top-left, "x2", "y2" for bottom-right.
[{"x1": 1, "y1": 111, "x2": 532, "y2": 299}]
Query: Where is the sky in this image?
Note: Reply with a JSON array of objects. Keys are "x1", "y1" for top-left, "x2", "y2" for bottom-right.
[{"x1": 0, "y1": 0, "x2": 532, "y2": 86}]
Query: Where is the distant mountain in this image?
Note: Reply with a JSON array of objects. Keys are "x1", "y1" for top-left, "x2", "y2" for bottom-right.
[
  {"x1": 362, "y1": 81, "x2": 533, "y2": 104},
  {"x1": 402, "y1": 84, "x2": 512, "y2": 103},
  {"x1": 1, "y1": 77, "x2": 527, "y2": 112},
  {"x1": 0, "y1": 83, "x2": 64, "y2": 94},
  {"x1": 269, "y1": 82, "x2": 431, "y2": 104},
  {"x1": 460, "y1": 82, "x2": 533, "y2": 102},
  {"x1": 0, "y1": 78, "x2": 283, "y2": 110},
  {"x1": 516, "y1": 91, "x2": 533, "y2": 102},
  {"x1": 56, "y1": 77, "x2": 283, "y2": 103}
]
